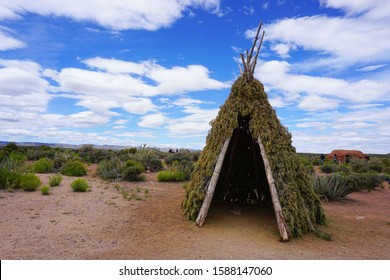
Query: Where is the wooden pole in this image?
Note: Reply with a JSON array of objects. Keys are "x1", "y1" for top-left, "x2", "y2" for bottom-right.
[
  {"x1": 196, "y1": 138, "x2": 231, "y2": 227},
  {"x1": 257, "y1": 137, "x2": 290, "y2": 241}
]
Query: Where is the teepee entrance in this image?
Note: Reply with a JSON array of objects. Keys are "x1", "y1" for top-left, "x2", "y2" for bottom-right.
[{"x1": 213, "y1": 115, "x2": 272, "y2": 206}]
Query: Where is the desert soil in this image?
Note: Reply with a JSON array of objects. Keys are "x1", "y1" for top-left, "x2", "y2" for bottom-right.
[{"x1": 1, "y1": 165, "x2": 389, "y2": 260}]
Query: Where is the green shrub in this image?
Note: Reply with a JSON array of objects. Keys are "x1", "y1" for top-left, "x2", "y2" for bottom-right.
[
  {"x1": 49, "y1": 175, "x2": 63, "y2": 187},
  {"x1": 336, "y1": 164, "x2": 350, "y2": 174},
  {"x1": 344, "y1": 173, "x2": 383, "y2": 191},
  {"x1": 40, "y1": 185, "x2": 50, "y2": 195},
  {"x1": 60, "y1": 160, "x2": 87, "y2": 176},
  {"x1": 128, "y1": 149, "x2": 163, "y2": 172},
  {"x1": 312, "y1": 174, "x2": 352, "y2": 201},
  {"x1": 0, "y1": 157, "x2": 25, "y2": 190},
  {"x1": 71, "y1": 178, "x2": 90, "y2": 192},
  {"x1": 157, "y1": 170, "x2": 187, "y2": 182},
  {"x1": 20, "y1": 173, "x2": 42, "y2": 191},
  {"x1": 33, "y1": 158, "x2": 54, "y2": 173},
  {"x1": 98, "y1": 157, "x2": 124, "y2": 181},
  {"x1": 123, "y1": 160, "x2": 144, "y2": 181},
  {"x1": 320, "y1": 164, "x2": 336, "y2": 174},
  {"x1": 368, "y1": 158, "x2": 383, "y2": 173},
  {"x1": 349, "y1": 158, "x2": 369, "y2": 173}
]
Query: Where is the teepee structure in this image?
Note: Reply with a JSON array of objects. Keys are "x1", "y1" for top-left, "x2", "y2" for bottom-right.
[{"x1": 182, "y1": 22, "x2": 326, "y2": 241}]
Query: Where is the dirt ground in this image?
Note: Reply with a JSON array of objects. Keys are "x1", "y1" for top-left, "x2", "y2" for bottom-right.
[{"x1": 1, "y1": 165, "x2": 389, "y2": 260}]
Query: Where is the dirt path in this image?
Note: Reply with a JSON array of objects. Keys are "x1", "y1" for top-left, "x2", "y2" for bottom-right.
[{"x1": 1, "y1": 168, "x2": 389, "y2": 260}]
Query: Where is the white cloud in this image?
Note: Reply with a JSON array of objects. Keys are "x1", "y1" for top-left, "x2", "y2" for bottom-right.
[
  {"x1": 147, "y1": 64, "x2": 228, "y2": 94},
  {"x1": 320, "y1": 0, "x2": 390, "y2": 20},
  {"x1": 122, "y1": 97, "x2": 156, "y2": 115},
  {"x1": 0, "y1": 59, "x2": 50, "y2": 112},
  {"x1": 0, "y1": 0, "x2": 222, "y2": 31},
  {"x1": 298, "y1": 95, "x2": 340, "y2": 111},
  {"x1": 255, "y1": 60, "x2": 390, "y2": 109},
  {"x1": 246, "y1": 1, "x2": 390, "y2": 69},
  {"x1": 138, "y1": 113, "x2": 168, "y2": 128},
  {"x1": 167, "y1": 106, "x2": 219, "y2": 136},
  {"x1": 0, "y1": 29, "x2": 25, "y2": 50},
  {"x1": 83, "y1": 57, "x2": 151, "y2": 75},
  {"x1": 357, "y1": 64, "x2": 387, "y2": 72},
  {"x1": 270, "y1": 43, "x2": 296, "y2": 58}
]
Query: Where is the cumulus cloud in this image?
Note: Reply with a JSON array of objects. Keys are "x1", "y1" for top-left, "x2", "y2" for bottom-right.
[
  {"x1": 0, "y1": 0, "x2": 222, "y2": 30},
  {"x1": 255, "y1": 60, "x2": 390, "y2": 110},
  {"x1": 50, "y1": 57, "x2": 228, "y2": 115},
  {"x1": 138, "y1": 113, "x2": 168, "y2": 128},
  {"x1": 0, "y1": 59, "x2": 50, "y2": 112},
  {"x1": 246, "y1": 1, "x2": 390, "y2": 68}
]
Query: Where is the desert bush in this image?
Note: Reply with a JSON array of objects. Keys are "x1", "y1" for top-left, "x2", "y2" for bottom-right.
[
  {"x1": 9, "y1": 151, "x2": 27, "y2": 164},
  {"x1": 368, "y1": 158, "x2": 383, "y2": 173},
  {"x1": 71, "y1": 178, "x2": 90, "y2": 192},
  {"x1": 320, "y1": 164, "x2": 336, "y2": 174},
  {"x1": 336, "y1": 164, "x2": 350, "y2": 174},
  {"x1": 40, "y1": 185, "x2": 50, "y2": 195},
  {"x1": 0, "y1": 157, "x2": 27, "y2": 190},
  {"x1": 169, "y1": 160, "x2": 193, "y2": 180},
  {"x1": 49, "y1": 175, "x2": 63, "y2": 187},
  {"x1": 98, "y1": 157, "x2": 124, "y2": 181},
  {"x1": 33, "y1": 158, "x2": 54, "y2": 173},
  {"x1": 157, "y1": 170, "x2": 187, "y2": 182},
  {"x1": 344, "y1": 173, "x2": 383, "y2": 191},
  {"x1": 122, "y1": 160, "x2": 145, "y2": 181},
  {"x1": 312, "y1": 174, "x2": 352, "y2": 201},
  {"x1": 20, "y1": 173, "x2": 42, "y2": 191},
  {"x1": 60, "y1": 160, "x2": 87, "y2": 176},
  {"x1": 349, "y1": 158, "x2": 369, "y2": 173},
  {"x1": 128, "y1": 149, "x2": 163, "y2": 172}
]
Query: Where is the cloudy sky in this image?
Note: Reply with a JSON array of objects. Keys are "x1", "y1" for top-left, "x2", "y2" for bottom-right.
[{"x1": 0, "y1": 0, "x2": 389, "y2": 153}]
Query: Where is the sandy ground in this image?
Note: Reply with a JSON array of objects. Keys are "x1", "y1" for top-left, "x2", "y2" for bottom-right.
[{"x1": 1, "y1": 165, "x2": 389, "y2": 260}]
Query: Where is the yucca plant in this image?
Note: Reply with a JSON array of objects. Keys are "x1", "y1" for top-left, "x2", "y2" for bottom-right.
[{"x1": 312, "y1": 174, "x2": 352, "y2": 201}]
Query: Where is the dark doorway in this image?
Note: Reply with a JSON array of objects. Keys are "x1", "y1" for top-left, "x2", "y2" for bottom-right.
[{"x1": 213, "y1": 115, "x2": 272, "y2": 205}]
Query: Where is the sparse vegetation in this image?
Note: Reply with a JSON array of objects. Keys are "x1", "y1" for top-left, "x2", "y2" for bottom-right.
[
  {"x1": 60, "y1": 160, "x2": 87, "y2": 177},
  {"x1": 49, "y1": 175, "x2": 63, "y2": 187},
  {"x1": 113, "y1": 184, "x2": 146, "y2": 201},
  {"x1": 157, "y1": 170, "x2": 187, "y2": 182},
  {"x1": 0, "y1": 157, "x2": 25, "y2": 191},
  {"x1": 71, "y1": 178, "x2": 90, "y2": 192},
  {"x1": 40, "y1": 185, "x2": 50, "y2": 195},
  {"x1": 32, "y1": 158, "x2": 54, "y2": 173},
  {"x1": 20, "y1": 173, "x2": 42, "y2": 191}
]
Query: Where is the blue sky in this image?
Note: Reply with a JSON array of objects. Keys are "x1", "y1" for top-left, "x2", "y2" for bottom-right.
[{"x1": 0, "y1": 0, "x2": 389, "y2": 153}]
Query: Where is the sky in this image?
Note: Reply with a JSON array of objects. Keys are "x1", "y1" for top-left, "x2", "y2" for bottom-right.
[{"x1": 0, "y1": 0, "x2": 389, "y2": 153}]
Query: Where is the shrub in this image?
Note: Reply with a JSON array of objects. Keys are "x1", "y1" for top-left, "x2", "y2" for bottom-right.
[
  {"x1": 312, "y1": 174, "x2": 352, "y2": 201},
  {"x1": 122, "y1": 160, "x2": 144, "y2": 181},
  {"x1": 98, "y1": 157, "x2": 124, "y2": 181},
  {"x1": 20, "y1": 173, "x2": 42, "y2": 191},
  {"x1": 344, "y1": 173, "x2": 383, "y2": 191},
  {"x1": 33, "y1": 158, "x2": 54, "y2": 173},
  {"x1": 60, "y1": 160, "x2": 87, "y2": 176},
  {"x1": 157, "y1": 170, "x2": 187, "y2": 182},
  {"x1": 349, "y1": 158, "x2": 369, "y2": 173},
  {"x1": 336, "y1": 164, "x2": 350, "y2": 174},
  {"x1": 320, "y1": 164, "x2": 336, "y2": 174},
  {"x1": 71, "y1": 178, "x2": 90, "y2": 192},
  {"x1": 368, "y1": 158, "x2": 383, "y2": 173},
  {"x1": 40, "y1": 185, "x2": 50, "y2": 195},
  {"x1": 49, "y1": 175, "x2": 63, "y2": 187},
  {"x1": 128, "y1": 149, "x2": 163, "y2": 172},
  {"x1": 0, "y1": 157, "x2": 25, "y2": 190}
]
